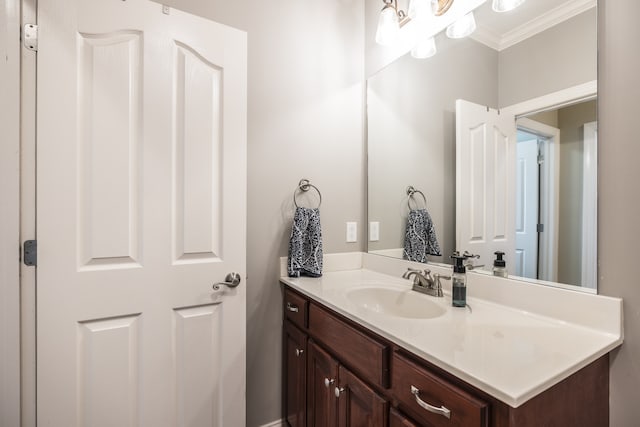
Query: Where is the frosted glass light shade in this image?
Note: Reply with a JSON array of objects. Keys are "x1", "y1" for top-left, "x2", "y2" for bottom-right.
[
  {"x1": 446, "y1": 12, "x2": 476, "y2": 39},
  {"x1": 411, "y1": 36, "x2": 437, "y2": 59},
  {"x1": 408, "y1": 0, "x2": 430, "y2": 20},
  {"x1": 492, "y1": 0, "x2": 526, "y2": 13},
  {"x1": 376, "y1": 6, "x2": 400, "y2": 46}
]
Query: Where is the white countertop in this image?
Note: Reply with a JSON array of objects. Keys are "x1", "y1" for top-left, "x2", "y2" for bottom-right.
[{"x1": 280, "y1": 254, "x2": 623, "y2": 407}]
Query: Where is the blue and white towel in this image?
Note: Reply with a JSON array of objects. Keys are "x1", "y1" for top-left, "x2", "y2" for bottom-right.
[
  {"x1": 288, "y1": 207, "x2": 323, "y2": 277},
  {"x1": 403, "y1": 208, "x2": 441, "y2": 263}
]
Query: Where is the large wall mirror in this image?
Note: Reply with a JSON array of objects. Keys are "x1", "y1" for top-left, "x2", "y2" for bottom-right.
[{"x1": 367, "y1": 0, "x2": 597, "y2": 291}]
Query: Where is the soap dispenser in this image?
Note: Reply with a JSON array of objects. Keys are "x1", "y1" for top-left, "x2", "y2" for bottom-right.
[
  {"x1": 450, "y1": 254, "x2": 467, "y2": 307},
  {"x1": 493, "y1": 251, "x2": 507, "y2": 277}
]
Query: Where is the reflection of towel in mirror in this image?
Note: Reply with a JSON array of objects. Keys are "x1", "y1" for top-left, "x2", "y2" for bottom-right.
[
  {"x1": 288, "y1": 207, "x2": 323, "y2": 277},
  {"x1": 403, "y1": 208, "x2": 442, "y2": 263}
]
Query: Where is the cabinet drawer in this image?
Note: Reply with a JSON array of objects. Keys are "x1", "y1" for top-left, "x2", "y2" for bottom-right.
[
  {"x1": 309, "y1": 303, "x2": 389, "y2": 389},
  {"x1": 284, "y1": 289, "x2": 308, "y2": 329},
  {"x1": 391, "y1": 353, "x2": 488, "y2": 427}
]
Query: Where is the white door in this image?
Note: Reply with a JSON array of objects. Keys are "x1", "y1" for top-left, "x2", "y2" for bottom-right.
[
  {"x1": 456, "y1": 99, "x2": 516, "y2": 269},
  {"x1": 37, "y1": 0, "x2": 247, "y2": 426},
  {"x1": 515, "y1": 136, "x2": 539, "y2": 278}
]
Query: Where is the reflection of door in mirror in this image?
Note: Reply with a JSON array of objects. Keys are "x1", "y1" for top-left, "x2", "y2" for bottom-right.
[{"x1": 455, "y1": 99, "x2": 516, "y2": 269}]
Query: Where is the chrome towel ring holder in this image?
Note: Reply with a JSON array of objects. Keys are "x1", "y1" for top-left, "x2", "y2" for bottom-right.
[
  {"x1": 294, "y1": 179, "x2": 322, "y2": 209},
  {"x1": 406, "y1": 185, "x2": 427, "y2": 210}
]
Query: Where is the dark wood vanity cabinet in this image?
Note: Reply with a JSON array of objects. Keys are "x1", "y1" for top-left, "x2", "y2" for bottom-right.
[{"x1": 282, "y1": 285, "x2": 610, "y2": 427}]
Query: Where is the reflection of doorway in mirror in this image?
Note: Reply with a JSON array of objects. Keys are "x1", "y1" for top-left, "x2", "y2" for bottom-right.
[
  {"x1": 515, "y1": 129, "x2": 553, "y2": 281},
  {"x1": 516, "y1": 118, "x2": 560, "y2": 284}
]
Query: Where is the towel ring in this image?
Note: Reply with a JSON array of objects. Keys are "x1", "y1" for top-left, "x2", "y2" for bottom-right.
[
  {"x1": 406, "y1": 186, "x2": 427, "y2": 210},
  {"x1": 294, "y1": 179, "x2": 322, "y2": 209}
]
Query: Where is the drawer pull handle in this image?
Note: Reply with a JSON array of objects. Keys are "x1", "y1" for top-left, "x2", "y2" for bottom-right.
[
  {"x1": 295, "y1": 349, "x2": 304, "y2": 357},
  {"x1": 334, "y1": 386, "x2": 345, "y2": 398},
  {"x1": 286, "y1": 302, "x2": 299, "y2": 313},
  {"x1": 324, "y1": 378, "x2": 335, "y2": 388},
  {"x1": 410, "y1": 386, "x2": 451, "y2": 419}
]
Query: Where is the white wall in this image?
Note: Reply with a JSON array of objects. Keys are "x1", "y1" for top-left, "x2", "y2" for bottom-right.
[
  {"x1": 598, "y1": 0, "x2": 640, "y2": 424},
  {"x1": 0, "y1": 1, "x2": 21, "y2": 426},
  {"x1": 155, "y1": 1, "x2": 365, "y2": 425}
]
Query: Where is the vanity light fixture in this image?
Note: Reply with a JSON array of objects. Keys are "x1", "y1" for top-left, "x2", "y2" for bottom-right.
[
  {"x1": 376, "y1": 0, "x2": 501, "y2": 57},
  {"x1": 492, "y1": 0, "x2": 526, "y2": 13},
  {"x1": 446, "y1": 11, "x2": 477, "y2": 39}
]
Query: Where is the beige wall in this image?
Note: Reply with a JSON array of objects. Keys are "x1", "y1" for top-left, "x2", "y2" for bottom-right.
[
  {"x1": 599, "y1": 0, "x2": 640, "y2": 424},
  {"x1": 499, "y1": 8, "x2": 597, "y2": 107},
  {"x1": 157, "y1": 1, "x2": 365, "y2": 426}
]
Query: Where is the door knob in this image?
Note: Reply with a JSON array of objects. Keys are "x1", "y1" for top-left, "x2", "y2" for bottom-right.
[{"x1": 212, "y1": 272, "x2": 241, "y2": 290}]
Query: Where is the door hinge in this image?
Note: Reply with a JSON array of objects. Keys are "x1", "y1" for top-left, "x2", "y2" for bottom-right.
[
  {"x1": 537, "y1": 152, "x2": 544, "y2": 164},
  {"x1": 23, "y1": 240, "x2": 37, "y2": 267},
  {"x1": 537, "y1": 224, "x2": 544, "y2": 233},
  {"x1": 23, "y1": 24, "x2": 38, "y2": 52}
]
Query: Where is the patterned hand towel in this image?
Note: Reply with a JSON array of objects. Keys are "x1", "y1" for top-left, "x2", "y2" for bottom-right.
[
  {"x1": 403, "y1": 208, "x2": 442, "y2": 263},
  {"x1": 288, "y1": 207, "x2": 323, "y2": 277}
]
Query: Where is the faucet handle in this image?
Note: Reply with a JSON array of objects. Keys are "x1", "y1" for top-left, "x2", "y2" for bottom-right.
[
  {"x1": 433, "y1": 273, "x2": 451, "y2": 287},
  {"x1": 432, "y1": 274, "x2": 450, "y2": 297}
]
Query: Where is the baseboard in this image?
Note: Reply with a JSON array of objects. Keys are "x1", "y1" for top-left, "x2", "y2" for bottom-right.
[{"x1": 258, "y1": 419, "x2": 284, "y2": 427}]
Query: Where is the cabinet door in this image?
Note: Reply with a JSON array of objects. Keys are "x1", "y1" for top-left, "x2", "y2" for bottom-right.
[
  {"x1": 337, "y1": 365, "x2": 388, "y2": 427},
  {"x1": 285, "y1": 322, "x2": 307, "y2": 427},
  {"x1": 389, "y1": 408, "x2": 417, "y2": 427},
  {"x1": 308, "y1": 341, "x2": 339, "y2": 427}
]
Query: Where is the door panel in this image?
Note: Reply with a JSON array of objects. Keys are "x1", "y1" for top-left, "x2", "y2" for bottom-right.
[
  {"x1": 456, "y1": 99, "x2": 516, "y2": 267},
  {"x1": 515, "y1": 137, "x2": 539, "y2": 278},
  {"x1": 37, "y1": 0, "x2": 247, "y2": 425},
  {"x1": 337, "y1": 366, "x2": 387, "y2": 427},
  {"x1": 308, "y1": 341, "x2": 339, "y2": 427}
]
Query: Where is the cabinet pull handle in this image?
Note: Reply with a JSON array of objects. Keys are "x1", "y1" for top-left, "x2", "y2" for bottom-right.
[
  {"x1": 286, "y1": 302, "x2": 299, "y2": 313},
  {"x1": 295, "y1": 349, "x2": 304, "y2": 357},
  {"x1": 324, "y1": 378, "x2": 335, "y2": 388},
  {"x1": 335, "y1": 386, "x2": 345, "y2": 398},
  {"x1": 410, "y1": 386, "x2": 451, "y2": 419}
]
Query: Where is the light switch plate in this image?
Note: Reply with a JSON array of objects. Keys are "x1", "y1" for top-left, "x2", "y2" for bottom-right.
[
  {"x1": 346, "y1": 222, "x2": 357, "y2": 243},
  {"x1": 369, "y1": 221, "x2": 380, "y2": 241}
]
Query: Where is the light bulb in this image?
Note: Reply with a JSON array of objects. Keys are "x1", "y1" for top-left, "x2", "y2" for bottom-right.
[
  {"x1": 411, "y1": 37, "x2": 437, "y2": 59},
  {"x1": 492, "y1": 0, "x2": 526, "y2": 13},
  {"x1": 446, "y1": 12, "x2": 476, "y2": 39},
  {"x1": 375, "y1": 5, "x2": 400, "y2": 46}
]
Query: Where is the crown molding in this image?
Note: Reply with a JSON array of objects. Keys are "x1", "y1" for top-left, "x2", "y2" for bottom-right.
[{"x1": 472, "y1": 0, "x2": 596, "y2": 51}]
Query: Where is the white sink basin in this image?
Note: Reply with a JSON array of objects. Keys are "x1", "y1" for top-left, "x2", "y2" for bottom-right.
[{"x1": 347, "y1": 287, "x2": 446, "y2": 319}]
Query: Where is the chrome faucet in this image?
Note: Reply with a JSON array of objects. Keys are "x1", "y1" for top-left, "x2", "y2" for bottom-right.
[{"x1": 402, "y1": 268, "x2": 451, "y2": 297}]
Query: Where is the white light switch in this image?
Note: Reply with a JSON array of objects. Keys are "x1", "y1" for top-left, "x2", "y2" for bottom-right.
[
  {"x1": 346, "y1": 222, "x2": 357, "y2": 243},
  {"x1": 369, "y1": 221, "x2": 380, "y2": 241}
]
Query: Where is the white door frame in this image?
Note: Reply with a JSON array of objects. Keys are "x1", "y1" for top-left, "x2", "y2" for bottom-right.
[
  {"x1": 0, "y1": 1, "x2": 22, "y2": 426},
  {"x1": 516, "y1": 118, "x2": 561, "y2": 282}
]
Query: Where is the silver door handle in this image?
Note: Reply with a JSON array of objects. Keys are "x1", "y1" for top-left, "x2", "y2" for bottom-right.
[
  {"x1": 286, "y1": 302, "x2": 299, "y2": 313},
  {"x1": 334, "y1": 386, "x2": 345, "y2": 398},
  {"x1": 212, "y1": 272, "x2": 241, "y2": 290},
  {"x1": 410, "y1": 385, "x2": 451, "y2": 419},
  {"x1": 324, "y1": 378, "x2": 335, "y2": 388},
  {"x1": 296, "y1": 349, "x2": 304, "y2": 357}
]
